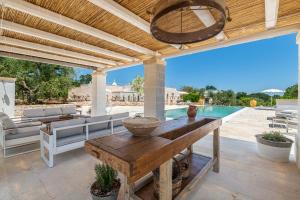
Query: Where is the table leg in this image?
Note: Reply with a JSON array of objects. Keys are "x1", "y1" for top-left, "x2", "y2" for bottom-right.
[
  {"x1": 118, "y1": 172, "x2": 134, "y2": 200},
  {"x1": 213, "y1": 128, "x2": 220, "y2": 173},
  {"x1": 159, "y1": 159, "x2": 172, "y2": 200}
]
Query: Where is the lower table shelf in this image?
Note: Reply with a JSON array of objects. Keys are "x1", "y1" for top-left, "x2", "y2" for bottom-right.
[{"x1": 135, "y1": 153, "x2": 213, "y2": 200}]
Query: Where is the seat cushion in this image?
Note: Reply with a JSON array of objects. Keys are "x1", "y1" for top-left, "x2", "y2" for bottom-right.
[
  {"x1": 51, "y1": 118, "x2": 85, "y2": 139},
  {"x1": 61, "y1": 106, "x2": 77, "y2": 115},
  {"x1": 0, "y1": 112, "x2": 16, "y2": 130},
  {"x1": 89, "y1": 129, "x2": 111, "y2": 140},
  {"x1": 44, "y1": 107, "x2": 62, "y2": 116},
  {"x1": 86, "y1": 115, "x2": 111, "y2": 132},
  {"x1": 56, "y1": 134, "x2": 86, "y2": 147},
  {"x1": 23, "y1": 108, "x2": 45, "y2": 118},
  {"x1": 113, "y1": 125, "x2": 127, "y2": 134},
  {"x1": 5, "y1": 126, "x2": 41, "y2": 140},
  {"x1": 111, "y1": 112, "x2": 129, "y2": 127}
]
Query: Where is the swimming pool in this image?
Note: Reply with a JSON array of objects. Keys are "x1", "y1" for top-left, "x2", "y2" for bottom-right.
[{"x1": 165, "y1": 106, "x2": 243, "y2": 119}]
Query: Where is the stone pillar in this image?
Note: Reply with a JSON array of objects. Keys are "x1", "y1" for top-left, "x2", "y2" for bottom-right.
[
  {"x1": 144, "y1": 57, "x2": 166, "y2": 120},
  {"x1": 0, "y1": 77, "x2": 16, "y2": 117},
  {"x1": 91, "y1": 70, "x2": 106, "y2": 116},
  {"x1": 296, "y1": 33, "x2": 300, "y2": 168}
]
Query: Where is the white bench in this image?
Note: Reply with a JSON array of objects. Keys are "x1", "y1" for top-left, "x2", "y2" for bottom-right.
[{"x1": 40, "y1": 112, "x2": 129, "y2": 167}]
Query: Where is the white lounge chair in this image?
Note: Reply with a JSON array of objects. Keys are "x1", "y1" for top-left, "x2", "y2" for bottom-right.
[
  {"x1": 0, "y1": 112, "x2": 43, "y2": 157},
  {"x1": 40, "y1": 112, "x2": 129, "y2": 167}
]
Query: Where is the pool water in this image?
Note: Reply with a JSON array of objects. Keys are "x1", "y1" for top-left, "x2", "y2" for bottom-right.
[{"x1": 165, "y1": 106, "x2": 242, "y2": 119}]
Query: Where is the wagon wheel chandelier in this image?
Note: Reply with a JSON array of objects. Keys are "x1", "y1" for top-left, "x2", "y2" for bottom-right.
[{"x1": 149, "y1": 0, "x2": 231, "y2": 45}]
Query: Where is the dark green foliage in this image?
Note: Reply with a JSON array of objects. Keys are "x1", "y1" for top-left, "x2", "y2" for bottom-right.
[
  {"x1": 95, "y1": 164, "x2": 118, "y2": 194},
  {"x1": 211, "y1": 90, "x2": 236, "y2": 106},
  {"x1": 183, "y1": 93, "x2": 200, "y2": 102},
  {"x1": 282, "y1": 84, "x2": 298, "y2": 99},
  {"x1": 205, "y1": 85, "x2": 217, "y2": 90},
  {"x1": 262, "y1": 131, "x2": 288, "y2": 142},
  {"x1": 0, "y1": 57, "x2": 76, "y2": 104},
  {"x1": 78, "y1": 74, "x2": 92, "y2": 84}
]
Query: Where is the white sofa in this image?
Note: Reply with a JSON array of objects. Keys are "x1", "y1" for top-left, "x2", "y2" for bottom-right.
[
  {"x1": 22, "y1": 105, "x2": 80, "y2": 120},
  {"x1": 40, "y1": 112, "x2": 129, "y2": 167},
  {"x1": 0, "y1": 112, "x2": 43, "y2": 157}
]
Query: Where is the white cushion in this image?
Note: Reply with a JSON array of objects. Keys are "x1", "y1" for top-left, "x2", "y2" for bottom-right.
[
  {"x1": 23, "y1": 108, "x2": 45, "y2": 118},
  {"x1": 111, "y1": 112, "x2": 129, "y2": 127},
  {"x1": 44, "y1": 107, "x2": 62, "y2": 116},
  {"x1": 51, "y1": 118, "x2": 86, "y2": 138},
  {"x1": 86, "y1": 115, "x2": 111, "y2": 132},
  {"x1": 0, "y1": 112, "x2": 16, "y2": 130},
  {"x1": 61, "y1": 106, "x2": 77, "y2": 115}
]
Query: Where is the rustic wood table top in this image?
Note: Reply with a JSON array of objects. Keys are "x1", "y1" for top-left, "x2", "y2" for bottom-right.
[{"x1": 85, "y1": 117, "x2": 221, "y2": 183}]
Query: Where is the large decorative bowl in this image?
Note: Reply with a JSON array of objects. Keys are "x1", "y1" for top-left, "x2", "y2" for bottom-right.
[{"x1": 123, "y1": 117, "x2": 160, "y2": 137}]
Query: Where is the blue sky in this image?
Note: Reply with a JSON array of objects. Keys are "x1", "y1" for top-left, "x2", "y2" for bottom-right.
[{"x1": 75, "y1": 33, "x2": 298, "y2": 93}]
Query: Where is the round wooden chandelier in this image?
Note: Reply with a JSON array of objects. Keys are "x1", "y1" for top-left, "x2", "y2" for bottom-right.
[{"x1": 150, "y1": 0, "x2": 231, "y2": 44}]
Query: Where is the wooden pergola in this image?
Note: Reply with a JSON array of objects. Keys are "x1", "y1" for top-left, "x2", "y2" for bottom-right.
[
  {"x1": 0, "y1": 0, "x2": 299, "y2": 69},
  {"x1": 1, "y1": 0, "x2": 300, "y2": 169}
]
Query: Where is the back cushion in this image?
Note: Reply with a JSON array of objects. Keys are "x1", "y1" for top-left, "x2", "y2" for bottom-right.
[
  {"x1": 0, "y1": 112, "x2": 16, "y2": 130},
  {"x1": 61, "y1": 106, "x2": 76, "y2": 115},
  {"x1": 51, "y1": 118, "x2": 85, "y2": 138},
  {"x1": 44, "y1": 107, "x2": 62, "y2": 116},
  {"x1": 23, "y1": 108, "x2": 45, "y2": 118},
  {"x1": 86, "y1": 115, "x2": 111, "y2": 132},
  {"x1": 111, "y1": 112, "x2": 129, "y2": 127}
]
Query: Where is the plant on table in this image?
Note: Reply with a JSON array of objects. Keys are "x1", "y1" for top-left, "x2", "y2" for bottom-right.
[{"x1": 90, "y1": 164, "x2": 120, "y2": 200}]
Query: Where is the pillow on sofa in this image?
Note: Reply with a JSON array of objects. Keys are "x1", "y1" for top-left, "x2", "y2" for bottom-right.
[
  {"x1": 0, "y1": 112, "x2": 16, "y2": 130},
  {"x1": 86, "y1": 115, "x2": 111, "y2": 132},
  {"x1": 61, "y1": 106, "x2": 77, "y2": 115},
  {"x1": 23, "y1": 108, "x2": 45, "y2": 118},
  {"x1": 111, "y1": 112, "x2": 129, "y2": 127},
  {"x1": 44, "y1": 107, "x2": 62, "y2": 116},
  {"x1": 51, "y1": 118, "x2": 85, "y2": 139}
]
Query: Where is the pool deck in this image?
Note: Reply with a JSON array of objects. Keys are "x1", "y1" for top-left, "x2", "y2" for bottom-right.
[{"x1": 0, "y1": 107, "x2": 300, "y2": 200}]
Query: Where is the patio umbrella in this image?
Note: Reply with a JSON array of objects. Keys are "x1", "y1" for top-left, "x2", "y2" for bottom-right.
[{"x1": 261, "y1": 89, "x2": 285, "y2": 105}]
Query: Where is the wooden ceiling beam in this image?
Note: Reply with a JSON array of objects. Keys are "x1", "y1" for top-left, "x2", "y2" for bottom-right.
[
  {"x1": 264, "y1": 0, "x2": 280, "y2": 29},
  {"x1": 4, "y1": 0, "x2": 156, "y2": 55},
  {"x1": 0, "y1": 36, "x2": 118, "y2": 66},
  {"x1": 0, "y1": 51, "x2": 95, "y2": 69},
  {"x1": 0, "y1": 45, "x2": 106, "y2": 68},
  {"x1": 192, "y1": 9, "x2": 227, "y2": 41},
  {"x1": 1, "y1": 20, "x2": 136, "y2": 62}
]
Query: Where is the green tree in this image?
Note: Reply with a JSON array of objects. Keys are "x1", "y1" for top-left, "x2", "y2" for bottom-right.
[
  {"x1": 0, "y1": 57, "x2": 76, "y2": 104},
  {"x1": 283, "y1": 84, "x2": 298, "y2": 99},
  {"x1": 79, "y1": 74, "x2": 92, "y2": 84},
  {"x1": 131, "y1": 75, "x2": 144, "y2": 95},
  {"x1": 183, "y1": 93, "x2": 200, "y2": 102}
]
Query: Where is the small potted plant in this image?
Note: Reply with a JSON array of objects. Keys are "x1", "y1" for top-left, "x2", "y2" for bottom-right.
[
  {"x1": 255, "y1": 131, "x2": 293, "y2": 162},
  {"x1": 90, "y1": 164, "x2": 121, "y2": 200}
]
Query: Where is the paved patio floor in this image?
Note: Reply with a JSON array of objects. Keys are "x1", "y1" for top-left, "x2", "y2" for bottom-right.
[{"x1": 0, "y1": 108, "x2": 299, "y2": 200}]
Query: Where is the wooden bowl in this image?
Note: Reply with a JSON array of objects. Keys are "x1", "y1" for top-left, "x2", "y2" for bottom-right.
[{"x1": 123, "y1": 117, "x2": 160, "y2": 137}]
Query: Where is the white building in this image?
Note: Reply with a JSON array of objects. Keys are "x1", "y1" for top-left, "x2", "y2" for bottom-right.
[{"x1": 68, "y1": 80, "x2": 185, "y2": 105}]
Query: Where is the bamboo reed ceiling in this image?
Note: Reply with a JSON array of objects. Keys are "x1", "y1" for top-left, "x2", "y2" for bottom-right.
[{"x1": 0, "y1": 0, "x2": 300, "y2": 69}]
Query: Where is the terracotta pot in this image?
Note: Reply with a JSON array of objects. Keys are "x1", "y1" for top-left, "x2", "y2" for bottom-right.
[
  {"x1": 187, "y1": 105, "x2": 197, "y2": 119},
  {"x1": 250, "y1": 99, "x2": 257, "y2": 107}
]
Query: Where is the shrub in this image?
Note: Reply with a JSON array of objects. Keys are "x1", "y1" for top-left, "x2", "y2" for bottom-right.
[
  {"x1": 262, "y1": 131, "x2": 288, "y2": 142},
  {"x1": 94, "y1": 164, "x2": 118, "y2": 194}
]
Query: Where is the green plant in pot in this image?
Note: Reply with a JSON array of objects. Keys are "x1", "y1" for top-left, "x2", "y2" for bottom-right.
[
  {"x1": 255, "y1": 131, "x2": 293, "y2": 162},
  {"x1": 90, "y1": 164, "x2": 121, "y2": 200}
]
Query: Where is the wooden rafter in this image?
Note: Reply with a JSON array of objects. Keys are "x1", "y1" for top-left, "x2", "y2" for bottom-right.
[{"x1": 4, "y1": 0, "x2": 156, "y2": 55}]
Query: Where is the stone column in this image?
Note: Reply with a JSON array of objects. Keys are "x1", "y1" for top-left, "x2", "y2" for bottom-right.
[
  {"x1": 91, "y1": 70, "x2": 106, "y2": 116},
  {"x1": 296, "y1": 33, "x2": 300, "y2": 168},
  {"x1": 143, "y1": 57, "x2": 166, "y2": 120}
]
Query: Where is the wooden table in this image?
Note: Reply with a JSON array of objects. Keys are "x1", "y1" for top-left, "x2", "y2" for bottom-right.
[{"x1": 85, "y1": 117, "x2": 222, "y2": 200}]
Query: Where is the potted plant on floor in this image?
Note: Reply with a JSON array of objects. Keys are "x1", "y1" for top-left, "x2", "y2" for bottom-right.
[
  {"x1": 255, "y1": 131, "x2": 293, "y2": 162},
  {"x1": 90, "y1": 164, "x2": 121, "y2": 200}
]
